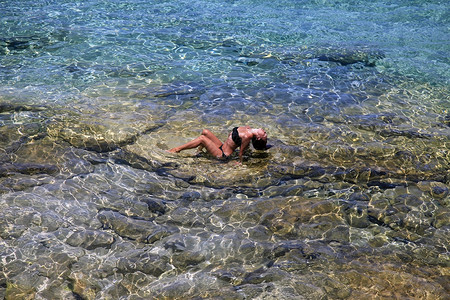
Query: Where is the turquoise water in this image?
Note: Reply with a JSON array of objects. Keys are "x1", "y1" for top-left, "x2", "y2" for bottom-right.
[
  {"x1": 1, "y1": 0, "x2": 448, "y2": 92},
  {"x1": 0, "y1": 0, "x2": 449, "y2": 299}
]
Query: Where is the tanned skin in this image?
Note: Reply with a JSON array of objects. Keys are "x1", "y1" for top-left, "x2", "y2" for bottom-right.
[{"x1": 168, "y1": 126, "x2": 267, "y2": 163}]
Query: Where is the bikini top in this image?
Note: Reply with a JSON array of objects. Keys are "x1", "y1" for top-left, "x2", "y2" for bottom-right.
[{"x1": 232, "y1": 127, "x2": 242, "y2": 146}]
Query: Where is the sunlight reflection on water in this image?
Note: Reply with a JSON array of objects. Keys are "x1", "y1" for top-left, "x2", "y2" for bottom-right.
[{"x1": 0, "y1": 0, "x2": 449, "y2": 298}]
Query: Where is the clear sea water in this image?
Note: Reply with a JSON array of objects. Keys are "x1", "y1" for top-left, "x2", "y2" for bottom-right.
[{"x1": 0, "y1": 0, "x2": 449, "y2": 299}]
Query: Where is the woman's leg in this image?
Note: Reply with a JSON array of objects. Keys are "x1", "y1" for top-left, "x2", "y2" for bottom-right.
[
  {"x1": 200, "y1": 129, "x2": 223, "y2": 147},
  {"x1": 169, "y1": 130, "x2": 223, "y2": 157}
]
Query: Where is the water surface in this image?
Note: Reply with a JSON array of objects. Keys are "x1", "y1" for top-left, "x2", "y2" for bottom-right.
[{"x1": 0, "y1": 0, "x2": 449, "y2": 299}]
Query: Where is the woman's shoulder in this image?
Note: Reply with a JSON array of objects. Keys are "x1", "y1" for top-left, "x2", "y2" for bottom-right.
[
  {"x1": 240, "y1": 128, "x2": 254, "y2": 140},
  {"x1": 235, "y1": 126, "x2": 254, "y2": 140},
  {"x1": 238, "y1": 126, "x2": 252, "y2": 131}
]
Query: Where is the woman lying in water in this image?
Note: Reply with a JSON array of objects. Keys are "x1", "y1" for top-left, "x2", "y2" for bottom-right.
[{"x1": 168, "y1": 126, "x2": 268, "y2": 163}]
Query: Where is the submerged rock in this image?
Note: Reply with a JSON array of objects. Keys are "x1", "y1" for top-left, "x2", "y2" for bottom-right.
[
  {"x1": 97, "y1": 210, "x2": 172, "y2": 243},
  {"x1": 317, "y1": 49, "x2": 384, "y2": 67},
  {"x1": 116, "y1": 249, "x2": 171, "y2": 277},
  {"x1": 417, "y1": 181, "x2": 449, "y2": 201},
  {"x1": 0, "y1": 163, "x2": 58, "y2": 177},
  {"x1": 47, "y1": 107, "x2": 166, "y2": 153},
  {"x1": 0, "y1": 36, "x2": 52, "y2": 53},
  {"x1": 4, "y1": 271, "x2": 39, "y2": 300},
  {"x1": 55, "y1": 228, "x2": 115, "y2": 250},
  {"x1": 432, "y1": 211, "x2": 450, "y2": 228},
  {"x1": 0, "y1": 103, "x2": 47, "y2": 113}
]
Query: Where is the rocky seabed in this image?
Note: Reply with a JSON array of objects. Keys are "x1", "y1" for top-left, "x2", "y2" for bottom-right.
[{"x1": 0, "y1": 78, "x2": 449, "y2": 299}]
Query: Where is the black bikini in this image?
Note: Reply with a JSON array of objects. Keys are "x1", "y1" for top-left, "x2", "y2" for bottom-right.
[
  {"x1": 232, "y1": 127, "x2": 242, "y2": 146},
  {"x1": 218, "y1": 127, "x2": 241, "y2": 159},
  {"x1": 219, "y1": 144, "x2": 228, "y2": 159}
]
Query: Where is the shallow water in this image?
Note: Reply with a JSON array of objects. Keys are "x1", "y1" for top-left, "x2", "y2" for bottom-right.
[{"x1": 1, "y1": 0, "x2": 449, "y2": 299}]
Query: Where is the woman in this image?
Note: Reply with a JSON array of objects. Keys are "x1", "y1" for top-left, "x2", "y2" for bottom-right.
[{"x1": 169, "y1": 126, "x2": 268, "y2": 163}]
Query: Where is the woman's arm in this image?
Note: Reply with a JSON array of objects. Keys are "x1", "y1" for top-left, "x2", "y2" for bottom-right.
[{"x1": 238, "y1": 133, "x2": 252, "y2": 163}]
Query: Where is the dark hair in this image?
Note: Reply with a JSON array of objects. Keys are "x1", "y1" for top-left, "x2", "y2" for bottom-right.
[{"x1": 252, "y1": 136, "x2": 267, "y2": 150}]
